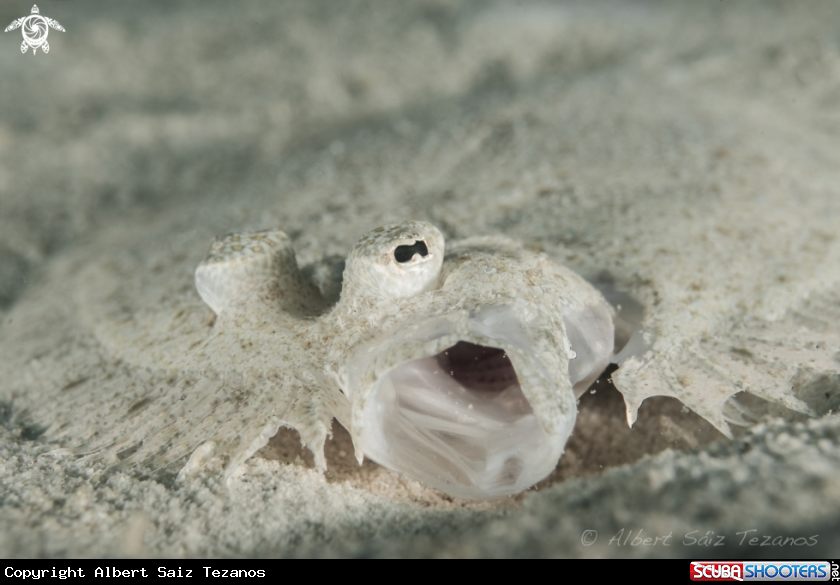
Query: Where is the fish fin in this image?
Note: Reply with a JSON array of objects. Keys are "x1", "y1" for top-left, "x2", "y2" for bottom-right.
[{"x1": 613, "y1": 289, "x2": 840, "y2": 435}]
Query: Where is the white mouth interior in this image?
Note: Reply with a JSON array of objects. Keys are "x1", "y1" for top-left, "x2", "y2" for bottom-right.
[
  {"x1": 361, "y1": 340, "x2": 558, "y2": 500},
  {"x1": 352, "y1": 303, "x2": 613, "y2": 501}
]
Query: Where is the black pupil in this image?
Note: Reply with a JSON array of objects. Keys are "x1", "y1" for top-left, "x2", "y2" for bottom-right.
[{"x1": 394, "y1": 240, "x2": 429, "y2": 263}]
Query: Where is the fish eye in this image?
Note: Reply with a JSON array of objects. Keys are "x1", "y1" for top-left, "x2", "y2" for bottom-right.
[
  {"x1": 394, "y1": 240, "x2": 429, "y2": 263},
  {"x1": 342, "y1": 221, "x2": 445, "y2": 301}
]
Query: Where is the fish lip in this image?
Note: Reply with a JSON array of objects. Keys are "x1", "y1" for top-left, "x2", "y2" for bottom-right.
[{"x1": 343, "y1": 301, "x2": 575, "y2": 500}]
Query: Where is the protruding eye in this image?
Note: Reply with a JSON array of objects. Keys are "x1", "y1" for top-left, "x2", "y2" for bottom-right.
[
  {"x1": 394, "y1": 240, "x2": 429, "y2": 263},
  {"x1": 342, "y1": 221, "x2": 445, "y2": 301}
]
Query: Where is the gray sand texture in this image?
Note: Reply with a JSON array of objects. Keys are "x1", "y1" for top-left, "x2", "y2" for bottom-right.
[{"x1": 1, "y1": 0, "x2": 839, "y2": 557}]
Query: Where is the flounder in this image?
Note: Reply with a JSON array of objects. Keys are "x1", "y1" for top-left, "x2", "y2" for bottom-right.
[
  {"x1": 3, "y1": 220, "x2": 618, "y2": 500},
  {"x1": 4, "y1": 208, "x2": 837, "y2": 501}
]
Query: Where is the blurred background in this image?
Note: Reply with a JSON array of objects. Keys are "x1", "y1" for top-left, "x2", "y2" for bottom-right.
[
  {"x1": 1, "y1": 0, "x2": 840, "y2": 558},
  {"x1": 2, "y1": 0, "x2": 839, "y2": 311}
]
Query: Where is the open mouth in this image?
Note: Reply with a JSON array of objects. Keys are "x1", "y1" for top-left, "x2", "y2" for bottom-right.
[
  {"x1": 371, "y1": 341, "x2": 548, "y2": 498},
  {"x1": 348, "y1": 304, "x2": 584, "y2": 500}
]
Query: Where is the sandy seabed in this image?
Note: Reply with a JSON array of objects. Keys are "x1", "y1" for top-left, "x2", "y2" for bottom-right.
[{"x1": 1, "y1": 1, "x2": 839, "y2": 557}]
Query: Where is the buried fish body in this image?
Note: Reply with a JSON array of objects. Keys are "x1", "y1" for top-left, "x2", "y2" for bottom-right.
[
  {"x1": 2, "y1": 220, "x2": 614, "y2": 500},
  {"x1": 191, "y1": 220, "x2": 615, "y2": 499},
  {"x1": 3, "y1": 219, "x2": 833, "y2": 500}
]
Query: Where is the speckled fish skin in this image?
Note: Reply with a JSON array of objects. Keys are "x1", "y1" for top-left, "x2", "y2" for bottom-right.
[
  {"x1": 1, "y1": 209, "x2": 837, "y2": 498},
  {"x1": 0, "y1": 220, "x2": 614, "y2": 497},
  {"x1": 2, "y1": 0, "x2": 840, "y2": 556}
]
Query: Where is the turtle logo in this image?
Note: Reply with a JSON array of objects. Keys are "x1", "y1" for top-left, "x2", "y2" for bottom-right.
[{"x1": 5, "y1": 5, "x2": 64, "y2": 55}]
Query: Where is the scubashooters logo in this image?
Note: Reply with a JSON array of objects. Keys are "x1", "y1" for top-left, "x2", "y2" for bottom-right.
[
  {"x1": 691, "y1": 561, "x2": 832, "y2": 581},
  {"x1": 4, "y1": 5, "x2": 64, "y2": 54}
]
